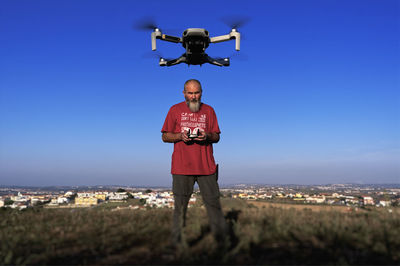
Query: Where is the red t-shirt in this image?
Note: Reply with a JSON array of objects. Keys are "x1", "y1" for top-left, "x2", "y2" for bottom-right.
[{"x1": 161, "y1": 101, "x2": 220, "y2": 175}]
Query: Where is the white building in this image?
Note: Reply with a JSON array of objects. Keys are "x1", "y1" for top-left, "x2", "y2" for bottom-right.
[
  {"x1": 360, "y1": 196, "x2": 374, "y2": 206},
  {"x1": 64, "y1": 191, "x2": 75, "y2": 197},
  {"x1": 306, "y1": 195, "x2": 326, "y2": 204},
  {"x1": 343, "y1": 196, "x2": 358, "y2": 205},
  {"x1": 31, "y1": 198, "x2": 40, "y2": 205},
  {"x1": 77, "y1": 192, "x2": 95, "y2": 198},
  {"x1": 143, "y1": 191, "x2": 193, "y2": 208},
  {"x1": 109, "y1": 192, "x2": 128, "y2": 201},
  {"x1": 378, "y1": 200, "x2": 391, "y2": 207},
  {"x1": 49, "y1": 198, "x2": 59, "y2": 205},
  {"x1": 11, "y1": 202, "x2": 28, "y2": 210},
  {"x1": 11, "y1": 192, "x2": 29, "y2": 203},
  {"x1": 57, "y1": 197, "x2": 70, "y2": 204}
]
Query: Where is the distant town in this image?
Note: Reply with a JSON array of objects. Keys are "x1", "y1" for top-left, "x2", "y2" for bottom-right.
[{"x1": 1, "y1": 184, "x2": 399, "y2": 210}]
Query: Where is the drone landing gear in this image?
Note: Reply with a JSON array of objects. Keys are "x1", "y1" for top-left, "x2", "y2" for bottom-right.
[
  {"x1": 159, "y1": 54, "x2": 230, "y2": 67},
  {"x1": 159, "y1": 56, "x2": 186, "y2": 67},
  {"x1": 206, "y1": 55, "x2": 230, "y2": 67}
]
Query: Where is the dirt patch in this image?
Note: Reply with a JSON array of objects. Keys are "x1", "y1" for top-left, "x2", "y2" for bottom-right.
[{"x1": 248, "y1": 201, "x2": 358, "y2": 213}]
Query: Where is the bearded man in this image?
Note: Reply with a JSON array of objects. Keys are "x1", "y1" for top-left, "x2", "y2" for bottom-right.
[{"x1": 161, "y1": 79, "x2": 227, "y2": 246}]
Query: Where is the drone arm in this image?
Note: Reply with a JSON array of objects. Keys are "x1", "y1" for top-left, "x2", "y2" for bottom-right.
[
  {"x1": 152, "y1": 30, "x2": 182, "y2": 51},
  {"x1": 210, "y1": 34, "x2": 231, "y2": 43},
  {"x1": 210, "y1": 31, "x2": 241, "y2": 51},
  {"x1": 160, "y1": 34, "x2": 182, "y2": 43}
]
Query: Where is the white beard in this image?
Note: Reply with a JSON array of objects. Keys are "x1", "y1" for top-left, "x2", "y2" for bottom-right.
[{"x1": 187, "y1": 100, "x2": 201, "y2": 112}]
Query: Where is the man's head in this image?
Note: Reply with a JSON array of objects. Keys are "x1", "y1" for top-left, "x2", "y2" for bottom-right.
[{"x1": 183, "y1": 79, "x2": 202, "y2": 112}]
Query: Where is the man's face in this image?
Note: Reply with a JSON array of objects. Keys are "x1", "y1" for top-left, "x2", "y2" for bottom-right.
[{"x1": 184, "y1": 82, "x2": 202, "y2": 112}]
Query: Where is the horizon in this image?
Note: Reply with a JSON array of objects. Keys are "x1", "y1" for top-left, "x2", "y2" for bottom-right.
[
  {"x1": 1, "y1": 0, "x2": 399, "y2": 186},
  {"x1": 1, "y1": 182, "x2": 399, "y2": 189}
]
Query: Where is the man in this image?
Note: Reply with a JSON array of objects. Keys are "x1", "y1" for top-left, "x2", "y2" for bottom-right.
[{"x1": 161, "y1": 79, "x2": 227, "y2": 245}]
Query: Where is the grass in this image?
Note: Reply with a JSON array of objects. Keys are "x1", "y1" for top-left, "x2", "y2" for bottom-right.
[{"x1": 1, "y1": 198, "x2": 399, "y2": 265}]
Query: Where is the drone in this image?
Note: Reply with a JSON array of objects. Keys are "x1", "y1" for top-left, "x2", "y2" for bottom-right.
[
  {"x1": 136, "y1": 18, "x2": 246, "y2": 67},
  {"x1": 150, "y1": 27, "x2": 240, "y2": 67}
]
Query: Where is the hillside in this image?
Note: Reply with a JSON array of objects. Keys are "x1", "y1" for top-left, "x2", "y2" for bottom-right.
[{"x1": 1, "y1": 198, "x2": 399, "y2": 265}]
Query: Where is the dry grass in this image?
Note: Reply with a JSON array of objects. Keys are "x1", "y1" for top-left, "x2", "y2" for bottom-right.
[
  {"x1": 249, "y1": 200, "x2": 356, "y2": 212},
  {"x1": 1, "y1": 199, "x2": 399, "y2": 265}
]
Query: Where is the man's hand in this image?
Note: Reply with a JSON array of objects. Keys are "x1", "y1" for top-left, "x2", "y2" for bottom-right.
[
  {"x1": 181, "y1": 130, "x2": 191, "y2": 143},
  {"x1": 194, "y1": 131, "x2": 220, "y2": 143},
  {"x1": 163, "y1": 130, "x2": 219, "y2": 144},
  {"x1": 193, "y1": 130, "x2": 207, "y2": 142}
]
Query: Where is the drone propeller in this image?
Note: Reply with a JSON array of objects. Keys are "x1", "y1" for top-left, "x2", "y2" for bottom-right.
[
  {"x1": 221, "y1": 15, "x2": 250, "y2": 30},
  {"x1": 133, "y1": 17, "x2": 182, "y2": 35},
  {"x1": 133, "y1": 17, "x2": 160, "y2": 31}
]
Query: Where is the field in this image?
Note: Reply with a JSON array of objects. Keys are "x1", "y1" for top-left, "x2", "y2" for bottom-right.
[
  {"x1": 1, "y1": 198, "x2": 399, "y2": 265},
  {"x1": 247, "y1": 200, "x2": 394, "y2": 213}
]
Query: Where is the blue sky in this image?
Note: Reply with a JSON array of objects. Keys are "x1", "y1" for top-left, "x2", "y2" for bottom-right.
[{"x1": 0, "y1": 0, "x2": 399, "y2": 186}]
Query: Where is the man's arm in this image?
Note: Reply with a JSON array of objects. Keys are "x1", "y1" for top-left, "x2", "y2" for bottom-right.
[
  {"x1": 162, "y1": 131, "x2": 191, "y2": 143},
  {"x1": 162, "y1": 131, "x2": 219, "y2": 143},
  {"x1": 205, "y1": 132, "x2": 220, "y2": 143},
  {"x1": 162, "y1": 132, "x2": 181, "y2": 143},
  {"x1": 193, "y1": 131, "x2": 220, "y2": 144}
]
